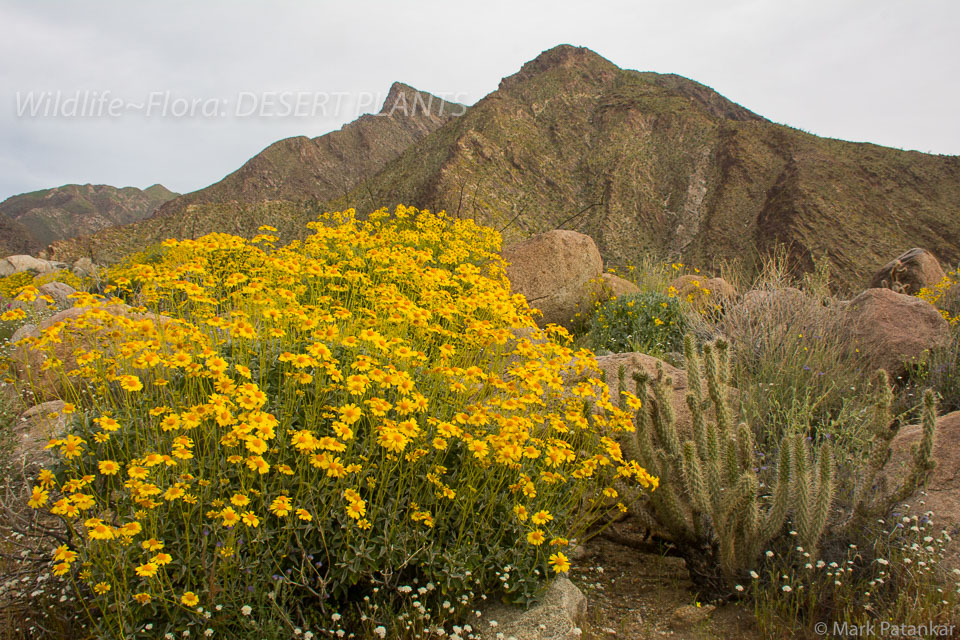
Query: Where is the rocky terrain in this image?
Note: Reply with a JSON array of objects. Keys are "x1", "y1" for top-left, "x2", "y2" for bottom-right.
[
  {"x1": 41, "y1": 46, "x2": 960, "y2": 291},
  {"x1": 0, "y1": 183, "x2": 177, "y2": 256},
  {"x1": 330, "y1": 45, "x2": 960, "y2": 290},
  {"x1": 48, "y1": 84, "x2": 463, "y2": 263}
]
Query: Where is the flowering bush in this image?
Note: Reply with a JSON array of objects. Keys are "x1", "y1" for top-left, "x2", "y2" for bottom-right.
[
  {"x1": 583, "y1": 292, "x2": 686, "y2": 356},
  {"x1": 17, "y1": 206, "x2": 655, "y2": 638},
  {"x1": 916, "y1": 270, "x2": 960, "y2": 325}
]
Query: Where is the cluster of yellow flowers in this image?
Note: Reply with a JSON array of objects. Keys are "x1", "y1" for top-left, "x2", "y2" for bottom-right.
[
  {"x1": 916, "y1": 270, "x2": 960, "y2": 325},
  {"x1": 17, "y1": 206, "x2": 655, "y2": 638}
]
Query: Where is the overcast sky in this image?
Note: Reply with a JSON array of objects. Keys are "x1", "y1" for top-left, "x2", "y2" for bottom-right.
[{"x1": 1, "y1": 0, "x2": 957, "y2": 203}]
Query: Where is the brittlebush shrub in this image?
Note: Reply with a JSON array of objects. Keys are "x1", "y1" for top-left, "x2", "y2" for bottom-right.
[
  {"x1": 583, "y1": 292, "x2": 685, "y2": 356},
  {"x1": 18, "y1": 206, "x2": 655, "y2": 639}
]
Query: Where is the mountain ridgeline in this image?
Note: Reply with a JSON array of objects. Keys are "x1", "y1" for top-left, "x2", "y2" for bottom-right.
[
  {"x1": 47, "y1": 83, "x2": 462, "y2": 263},
  {"x1": 47, "y1": 46, "x2": 960, "y2": 289},
  {"x1": 0, "y1": 183, "x2": 177, "y2": 257}
]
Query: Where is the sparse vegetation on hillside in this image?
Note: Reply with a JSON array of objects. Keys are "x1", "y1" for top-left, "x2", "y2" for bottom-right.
[{"x1": 0, "y1": 184, "x2": 178, "y2": 256}]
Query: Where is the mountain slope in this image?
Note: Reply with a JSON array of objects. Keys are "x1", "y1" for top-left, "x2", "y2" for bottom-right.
[
  {"x1": 0, "y1": 183, "x2": 177, "y2": 256},
  {"x1": 49, "y1": 46, "x2": 960, "y2": 289},
  {"x1": 152, "y1": 83, "x2": 462, "y2": 218},
  {"x1": 327, "y1": 45, "x2": 960, "y2": 290},
  {"x1": 51, "y1": 84, "x2": 462, "y2": 262}
]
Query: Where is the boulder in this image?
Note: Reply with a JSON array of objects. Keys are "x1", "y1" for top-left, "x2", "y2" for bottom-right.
[
  {"x1": 599, "y1": 272, "x2": 640, "y2": 300},
  {"x1": 478, "y1": 576, "x2": 586, "y2": 640},
  {"x1": 843, "y1": 288, "x2": 950, "y2": 376},
  {"x1": 72, "y1": 257, "x2": 97, "y2": 279},
  {"x1": 9, "y1": 303, "x2": 177, "y2": 401},
  {"x1": 870, "y1": 248, "x2": 946, "y2": 296},
  {"x1": 669, "y1": 274, "x2": 737, "y2": 312},
  {"x1": 884, "y1": 410, "x2": 960, "y2": 572},
  {"x1": 504, "y1": 230, "x2": 603, "y2": 330},
  {"x1": 13, "y1": 400, "x2": 67, "y2": 465},
  {"x1": 0, "y1": 255, "x2": 66, "y2": 277},
  {"x1": 37, "y1": 281, "x2": 77, "y2": 310},
  {"x1": 10, "y1": 323, "x2": 38, "y2": 344}
]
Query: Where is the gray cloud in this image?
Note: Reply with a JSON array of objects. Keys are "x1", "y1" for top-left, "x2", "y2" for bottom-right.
[{"x1": 1, "y1": 0, "x2": 957, "y2": 202}]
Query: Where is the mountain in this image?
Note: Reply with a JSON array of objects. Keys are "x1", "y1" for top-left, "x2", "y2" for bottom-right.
[
  {"x1": 0, "y1": 183, "x2": 177, "y2": 256},
  {"x1": 325, "y1": 45, "x2": 960, "y2": 290},
  {"x1": 50, "y1": 46, "x2": 960, "y2": 289},
  {"x1": 50, "y1": 83, "x2": 463, "y2": 263}
]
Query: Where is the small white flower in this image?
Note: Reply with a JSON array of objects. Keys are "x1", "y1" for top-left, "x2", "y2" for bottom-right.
[
  {"x1": 735, "y1": 585, "x2": 744, "y2": 592},
  {"x1": 374, "y1": 626, "x2": 387, "y2": 639},
  {"x1": 750, "y1": 571, "x2": 759, "y2": 579},
  {"x1": 782, "y1": 585, "x2": 792, "y2": 592},
  {"x1": 240, "y1": 605, "x2": 252, "y2": 616}
]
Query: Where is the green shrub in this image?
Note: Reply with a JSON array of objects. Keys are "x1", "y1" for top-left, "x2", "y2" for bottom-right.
[
  {"x1": 584, "y1": 292, "x2": 685, "y2": 356},
  {"x1": 18, "y1": 207, "x2": 655, "y2": 639}
]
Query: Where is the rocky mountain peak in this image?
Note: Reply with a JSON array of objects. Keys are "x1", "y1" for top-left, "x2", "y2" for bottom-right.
[{"x1": 378, "y1": 82, "x2": 461, "y2": 119}]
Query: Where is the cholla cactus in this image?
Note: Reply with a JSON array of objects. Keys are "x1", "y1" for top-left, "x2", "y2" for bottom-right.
[
  {"x1": 845, "y1": 374, "x2": 938, "y2": 529},
  {"x1": 617, "y1": 334, "x2": 835, "y2": 593},
  {"x1": 617, "y1": 334, "x2": 941, "y2": 596}
]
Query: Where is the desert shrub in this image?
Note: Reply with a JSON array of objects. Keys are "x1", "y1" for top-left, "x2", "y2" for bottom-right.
[
  {"x1": 897, "y1": 335, "x2": 960, "y2": 423},
  {"x1": 583, "y1": 292, "x2": 685, "y2": 356},
  {"x1": 15, "y1": 206, "x2": 655, "y2": 639},
  {"x1": 916, "y1": 268, "x2": 960, "y2": 325},
  {"x1": 719, "y1": 285, "x2": 874, "y2": 455},
  {"x1": 0, "y1": 273, "x2": 34, "y2": 302}
]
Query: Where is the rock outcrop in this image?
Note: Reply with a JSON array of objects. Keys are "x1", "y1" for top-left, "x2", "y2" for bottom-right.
[
  {"x1": 843, "y1": 288, "x2": 950, "y2": 376},
  {"x1": 504, "y1": 230, "x2": 604, "y2": 330},
  {"x1": 478, "y1": 576, "x2": 586, "y2": 640},
  {"x1": 669, "y1": 274, "x2": 737, "y2": 311},
  {"x1": 870, "y1": 247, "x2": 946, "y2": 295},
  {"x1": 885, "y1": 410, "x2": 960, "y2": 572},
  {"x1": 0, "y1": 255, "x2": 66, "y2": 277}
]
